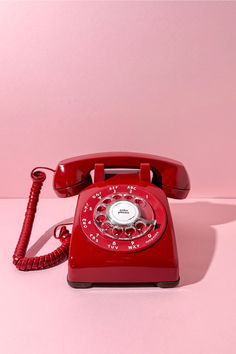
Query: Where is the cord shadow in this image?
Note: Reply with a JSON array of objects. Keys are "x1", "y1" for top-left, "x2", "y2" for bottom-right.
[
  {"x1": 25, "y1": 217, "x2": 74, "y2": 257},
  {"x1": 170, "y1": 201, "x2": 236, "y2": 286}
]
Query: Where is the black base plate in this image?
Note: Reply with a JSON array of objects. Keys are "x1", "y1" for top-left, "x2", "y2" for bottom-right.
[{"x1": 67, "y1": 277, "x2": 180, "y2": 289}]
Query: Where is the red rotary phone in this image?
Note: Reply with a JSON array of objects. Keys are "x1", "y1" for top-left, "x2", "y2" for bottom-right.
[{"x1": 13, "y1": 152, "x2": 190, "y2": 288}]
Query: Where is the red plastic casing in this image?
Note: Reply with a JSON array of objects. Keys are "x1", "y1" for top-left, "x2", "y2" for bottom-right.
[
  {"x1": 67, "y1": 173, "x2": 179, "y2": 284},
  {"x1": 54, "y1": 152, "x2": 190, "y2": 199}
]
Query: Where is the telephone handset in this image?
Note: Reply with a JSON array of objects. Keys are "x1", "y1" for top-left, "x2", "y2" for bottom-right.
[{"x1": 13, "y1": 152, "x2": 190, "y2": 288}]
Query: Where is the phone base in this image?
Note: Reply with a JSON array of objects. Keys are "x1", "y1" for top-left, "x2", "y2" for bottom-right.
[{"x1": 67, "y1": 277, "x2": 180, "y2": 289}]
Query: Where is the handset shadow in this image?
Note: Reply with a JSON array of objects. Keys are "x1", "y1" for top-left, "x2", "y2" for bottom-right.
[{"x1": 170, "y1": 201, "x2": 236, "y2": 286}]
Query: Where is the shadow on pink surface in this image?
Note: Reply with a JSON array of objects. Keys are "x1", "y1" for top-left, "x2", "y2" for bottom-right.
[
  {"x1": 25, "y1": 202, "x2": 236, "y2": 287},
  {"x1": 171, "y1": 201, "x2": 236, "y2": 286},
  {"x1": 26, "y1": 217, "x2": 74, "y2": 258}
]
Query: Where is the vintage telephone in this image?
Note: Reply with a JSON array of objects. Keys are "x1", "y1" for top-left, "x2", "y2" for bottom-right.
[{"x1": 13, "y1": 152, "x2": 190, "y2": 288}]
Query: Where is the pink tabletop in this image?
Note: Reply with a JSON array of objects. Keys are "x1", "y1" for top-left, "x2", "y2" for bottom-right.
[{"x1": 1, "y1": 198, "x2": 236, "y2": 354}]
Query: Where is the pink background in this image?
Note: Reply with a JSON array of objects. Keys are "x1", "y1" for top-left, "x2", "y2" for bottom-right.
[
  {"x1": 1, "y1": 3, "x2": 236, "y2": 354},
  {"x1": 0, "y1": 2, "x2": 236, "y2": 198}
]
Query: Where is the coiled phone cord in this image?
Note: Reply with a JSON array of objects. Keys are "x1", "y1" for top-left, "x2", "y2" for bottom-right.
[{"x1": 13, "y1": 168, "x2": 72, "y2": 271}]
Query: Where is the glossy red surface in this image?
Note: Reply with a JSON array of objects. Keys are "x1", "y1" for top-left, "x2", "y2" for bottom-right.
[
  {"x1": 13, "y1": 153, "x2": 189, "y2": 285},
  {"x1": 80, "y1": 184, "x2": 167, "y2": 252},
  {"x1": 13, "y1": 170, "x2": 71, "y2": 271},
  {"x1": 68, "y1": 173, "x2": 179, "y2": 284},
  {"x1": 54, "y1": 152, "x2": 190, "y2": 199}
]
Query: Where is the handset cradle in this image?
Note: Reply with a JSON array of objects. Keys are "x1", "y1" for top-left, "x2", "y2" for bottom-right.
[{"x1": 54, "y1": 152, "x2": 190, "y2": 199}]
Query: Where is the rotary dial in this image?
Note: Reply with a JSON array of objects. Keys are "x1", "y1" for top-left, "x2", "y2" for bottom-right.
[
  {"x1": 80, "y1": 184, "x2": 167, "y2": 253},
  {"x1": 94, "y1": 193, "x2": 156, "y2": 240}
]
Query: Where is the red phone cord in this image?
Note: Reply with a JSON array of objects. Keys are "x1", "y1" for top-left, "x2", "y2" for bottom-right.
[{"x1": 13, "y1": 169, "x2": 71, "y2": 271}]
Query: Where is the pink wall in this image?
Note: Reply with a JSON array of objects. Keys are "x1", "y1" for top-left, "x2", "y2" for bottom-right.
[{"x1": 0, "y1": 2, "x2": 236, "y2": 198}]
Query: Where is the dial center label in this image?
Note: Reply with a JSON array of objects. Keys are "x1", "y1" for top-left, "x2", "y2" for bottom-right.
[{"x1": 108, "y1": 201, "x2": 139, "y2": 225}]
